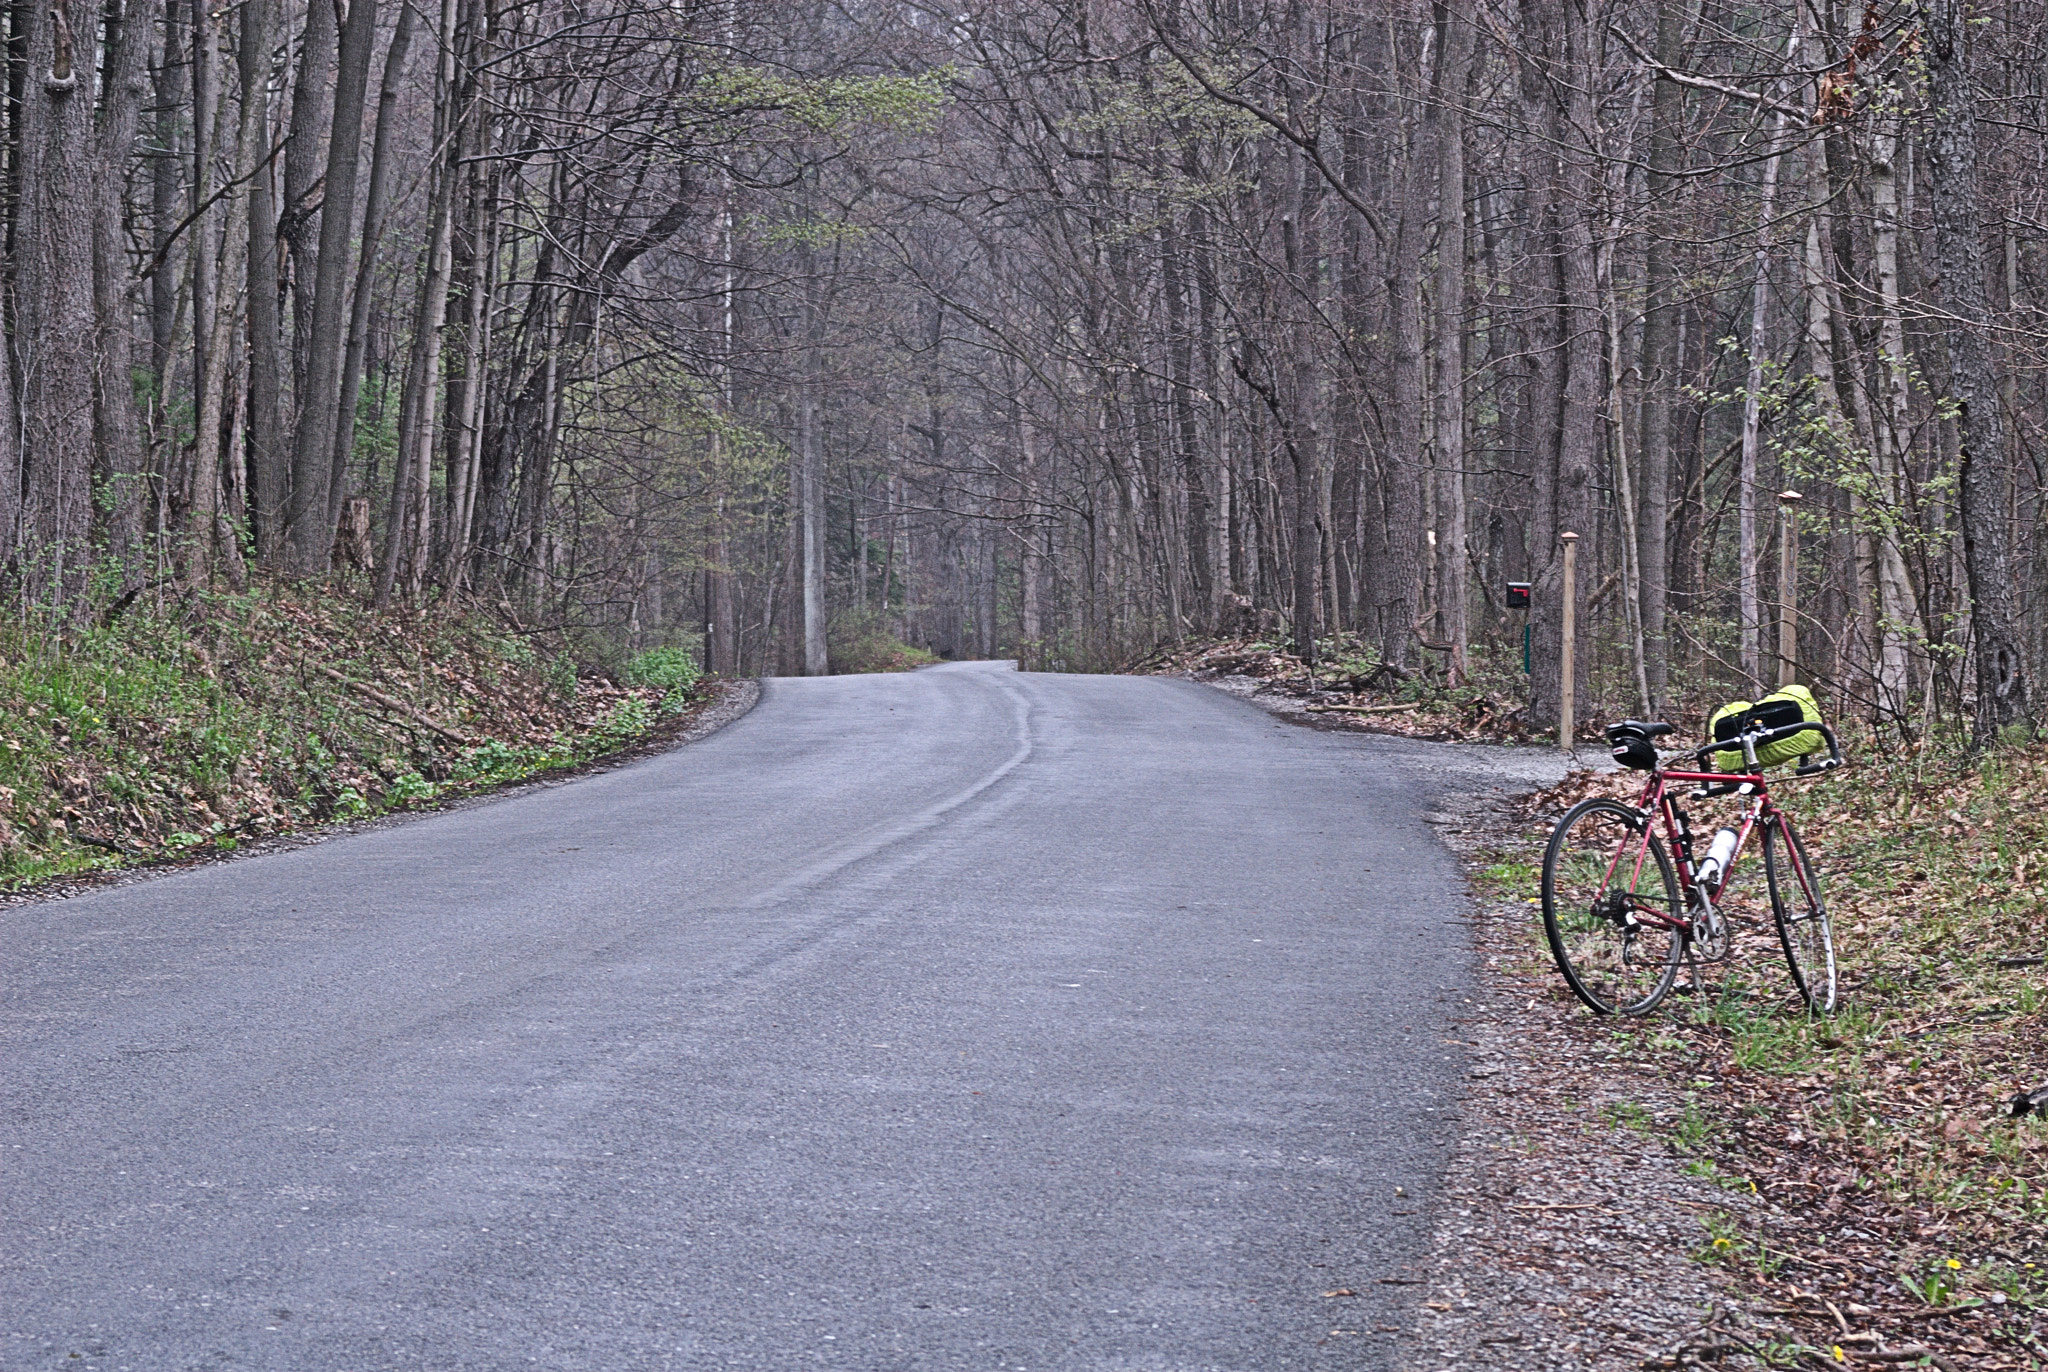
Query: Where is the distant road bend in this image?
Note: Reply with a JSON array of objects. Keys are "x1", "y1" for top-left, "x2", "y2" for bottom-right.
[{"x1": 3, "y1": 662, "x2": 1475, "y2": 1371}]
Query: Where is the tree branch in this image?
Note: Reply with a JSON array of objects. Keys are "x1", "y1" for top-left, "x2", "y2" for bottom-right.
[{"x1": 1607, "y1": 25, "x2": 1805, "y2": 118}]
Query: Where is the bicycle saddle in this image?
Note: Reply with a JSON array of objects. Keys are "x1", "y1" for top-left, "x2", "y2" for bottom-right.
[{"x1": 1614, "y1": 720, "x2": 1675, "y2": 738}]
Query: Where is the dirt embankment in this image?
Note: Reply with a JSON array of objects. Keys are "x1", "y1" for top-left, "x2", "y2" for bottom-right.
[{"x1": 0, "y1": 583, "x2": 750, "y2": 899}]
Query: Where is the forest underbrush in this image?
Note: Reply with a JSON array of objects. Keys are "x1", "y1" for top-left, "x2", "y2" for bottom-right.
[
  {"x1": 1481, "y1": 738, "x2": 2048, "y2": 1367},
  {"x1": 0, "y1": 576, "x2": 712, "y2": 893},
  {"x1": 829, "y1": 608, "x2": 942, "y2": 673},
  {"x1": 1131, "y1": 632, "x2": 1542, "y2": 740}
]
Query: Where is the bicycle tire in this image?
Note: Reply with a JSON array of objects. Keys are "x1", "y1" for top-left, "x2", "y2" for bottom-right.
[
  {"x1": 1763, "y1": 813, "x2": 1837, "y2": 1013},
  {"x1": 1540, "y1": 798, "x2": 1684, "y2": 1015}
]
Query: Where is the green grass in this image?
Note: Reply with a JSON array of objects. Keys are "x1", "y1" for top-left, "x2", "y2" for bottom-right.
[{"x1": 0, "y1": 579, "x2": 701, "y2": 886}]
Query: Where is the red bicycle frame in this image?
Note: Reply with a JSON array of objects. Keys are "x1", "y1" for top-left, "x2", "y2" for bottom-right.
[{"x1": 1632, "y1": 768, "x2": 1777, "y2": 918}]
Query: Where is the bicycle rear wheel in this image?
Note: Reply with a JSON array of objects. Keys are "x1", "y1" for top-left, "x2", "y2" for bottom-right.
[
  {"x1": 1763, "y1": 813, "x2": 1836, "y2": 1013},
  {"x1": 1540, "y1": 798, "x2": 1683, "y2": 1015}
]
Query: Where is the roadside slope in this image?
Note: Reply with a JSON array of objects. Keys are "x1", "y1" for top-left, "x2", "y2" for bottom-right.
[{"x1": 0, "y1": 582, "x2": 723, "y2": 894}]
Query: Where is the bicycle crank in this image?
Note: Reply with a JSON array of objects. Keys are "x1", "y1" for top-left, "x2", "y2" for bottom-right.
[{"x1": 1690, "y1": 892, "x2": 1732, "y2": 962}]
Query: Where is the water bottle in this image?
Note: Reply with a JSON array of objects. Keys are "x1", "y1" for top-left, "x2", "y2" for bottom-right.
[{"x1": 1696, "y1": 827, "x2": 1739, "y2": 890}]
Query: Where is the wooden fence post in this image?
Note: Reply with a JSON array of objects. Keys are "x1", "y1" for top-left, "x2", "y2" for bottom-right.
[{"x1": 1560, "y1": 531, "x2": 1579, "y2": 752}]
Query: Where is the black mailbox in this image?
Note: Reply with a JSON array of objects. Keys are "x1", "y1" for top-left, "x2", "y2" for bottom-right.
[{"x1": 1505, "y1": 581, "x2": 1532, "y2": 609}]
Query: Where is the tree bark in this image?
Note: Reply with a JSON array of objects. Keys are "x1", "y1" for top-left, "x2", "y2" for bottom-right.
[
  {"x1": 800, "y1": 245, "x2": 831, "y2": 675},
  {"x1": 1736, "y1": 23, "x2": 1799, "y2": 690},
  {"x1": 1925, "y1": 0, "x2": 2033, "y2": 741},
  {"x1": 1634, "y1": 0, "x2": 1693, "y2": 709},
  {"x1": 286, "y1": 0, "x2": 378, "y2": 574},
  {"x1": 17, "y1": 0, "x2": 104, "y2": 603},
  {"x1": 1867, "y1": 115, "x2": 1926, "y2": 724},
  {"x1": 280, "y1": 0, "x2": 335, "y2": 398},
  {"x1": 329, "y1": 0, "x2": 416, "y2": 576},
  {"x1": 183, "y1": 0, "x2": 262, "y2": 590},
  {"x1": 92, "y1": 0, "x2": 156, "y2": 571},
  {"x1": 1430, "y1": 0, "x2": 1474, "y2": 682},
  {"x1": 241, "y1": 0, "x2": 286, "y2": 564}
]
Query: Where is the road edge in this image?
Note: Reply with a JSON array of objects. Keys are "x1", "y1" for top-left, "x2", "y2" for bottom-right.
[{"x1": 0, "y1": 678, "x2": 763, "y2": 912}]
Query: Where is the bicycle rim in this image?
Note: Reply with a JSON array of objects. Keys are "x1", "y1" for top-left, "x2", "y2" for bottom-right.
[
  {"x1": 1764, "y1": 815, "x2": 1837, "y2": 1013},
  {"x1": 1540, "y1": 799, "x2": 1683, "y2": 1014}
]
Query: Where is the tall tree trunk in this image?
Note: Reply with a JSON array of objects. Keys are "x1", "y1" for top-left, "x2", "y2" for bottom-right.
[
  {"x1": 1634, "y1": 0, "x2": 1693, "y2": 710},
  {"x1": 280, "y1": 0, "x2": 334, "y2": 398},
  {"x1": 92, "y1": 0, "x2": 155, "y2": 570},
  {"x1": 1430, "y1": 0, "x2": 1473, "y2": 682},
  {"x1": 1736, "y1": 23, "x2": 1798, "y2": 689},
  {"x1": 1282, "y1": 195, "x2": 1322, "y2": 670},
  {"x1": 328, "y1": 0, "x2": 416, "y2": 576},
  {"x1": 286, "y1": 0, "x2": 378, "y2": 574},
  {"x1": 1925, "y1": 0, "x2": 2033, "y2": 741},
  {"x1": 800, "y1": 251, "x2": 830, "y2": 675},
  {"x1": 376, "y1": 0, "x2": 457, "y2": 606},
  {"x1": 241, "y1": 0, "x2": 286, "y2": 564},
  {"x1": 1382, "y1": 197, "x2": 1425, "y2": 670},
  {"x1": 184, "y1": 0, "x2": 262, "y2": 590},
  {"x1": 1522, "y1": 0, "x2": 1600, "y2": 734},
  {"x1": 17, "y1": 0, "x2": 105, "y2": 603},
  {"x1": 148, "y1": 2, "x2": 187, "y2": 419},
  {"x1": 1867, "y1": 114, "x2": 1924, "y2": 724},
  {"x1": 1018, "y1": 416, "x2": 1043, "y2": 667},
  {"x1": 1162, "y1": 209, "x2": 1212, "y2": 632},
  {"x1": 435, "y1": 17, "x2": 492, "y2": 594}
]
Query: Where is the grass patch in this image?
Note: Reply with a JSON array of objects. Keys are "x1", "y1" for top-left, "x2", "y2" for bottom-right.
[{"x1": 0, "y1": 579, "x2": 705, "y2": 887}]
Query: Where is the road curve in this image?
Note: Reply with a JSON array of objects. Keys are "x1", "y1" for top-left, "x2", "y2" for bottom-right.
[{"x1": 2, "y1": 662, "x2": 1476, "y2": 1371}]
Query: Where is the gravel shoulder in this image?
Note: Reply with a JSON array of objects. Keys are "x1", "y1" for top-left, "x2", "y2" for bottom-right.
[{"x1": 1196, "y1": 673, "x2": 1778, "y2": 1370}]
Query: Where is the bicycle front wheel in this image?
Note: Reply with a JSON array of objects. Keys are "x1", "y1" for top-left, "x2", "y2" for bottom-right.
[
  {"x1": 1763, "y1": 814, "x2": 1836, "y2": 1013},
  {"x1": 1540, "y1": 798, "x2": 1683, "y2": 1015}
]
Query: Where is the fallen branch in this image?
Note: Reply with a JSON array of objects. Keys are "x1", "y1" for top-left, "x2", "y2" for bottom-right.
[
  {"x1": 63, "y1": 823, "x2": 142, "y2": 858},
  {"x1": 1995, "y1": 954, "x2": 2044, "y2": 968},
  {"x1": 310, "y1": 663, "x2": 475, "y2": 745}
]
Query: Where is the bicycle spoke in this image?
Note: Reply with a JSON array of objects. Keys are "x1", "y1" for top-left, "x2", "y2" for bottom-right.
[
  {"x1": 1765, "y1": 816, "x2": 1837, "y2": 1013},
  {"x1": 1540, "y1": 799, "x2": 1682, "y2": 1015}
]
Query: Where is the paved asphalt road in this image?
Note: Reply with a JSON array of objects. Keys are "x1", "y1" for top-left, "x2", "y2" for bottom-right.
[{"x1": 3, "y1": 662, "x2": 1485, "y2": 1372}]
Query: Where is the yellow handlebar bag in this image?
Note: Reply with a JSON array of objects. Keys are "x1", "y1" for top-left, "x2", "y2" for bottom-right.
[{"x1": 1710, "y1": 684, "x2": 1824, "y2": 771}]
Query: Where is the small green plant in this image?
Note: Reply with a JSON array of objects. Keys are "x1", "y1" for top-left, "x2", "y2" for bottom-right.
[
  {"x1": 590, "y1": 697, "x2": 652, "y2": 748},
  {"x1": 546, "y1": 654, "x2": 580, "y2": 702},
  {"x1": 386, "y1": 772, "x2": 437, "y2": 807},
  {"x1": 1478, "y1": 859, "x2": 1537, "y2": 888},
  {"x1": 1899, "y1": 1259, "x2": 1962, "y2": 1307},
  {"x1": 1692, "y1": 1211, "x2": 1785, "y2": 1277},
  {"x1": 1673, "y1": 1096, "x2": 1716, "y2": 1152},
  {"x1": 624, "y1": 646, "x2": 702, "y2": 712},
  {"x1": 458, "y1": 739, "x2": 526, "y2": 779}
]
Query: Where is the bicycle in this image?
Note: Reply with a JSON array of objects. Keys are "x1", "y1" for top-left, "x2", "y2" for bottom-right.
[{"x1": 1538, "y1": 716, "x2": 1846, "y2": 1016}]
